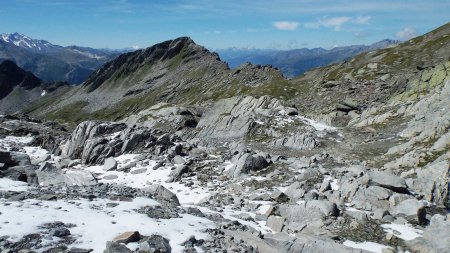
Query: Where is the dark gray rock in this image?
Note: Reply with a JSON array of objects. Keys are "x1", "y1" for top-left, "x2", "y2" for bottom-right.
[
  {"x1": 139, "y1": 234, "x2": 171, "y2": 253},
  {"x1": 49, "y1": 227, "x2": 71, "y2": 237},
  {"x1": 103, "y1": 241, "x2": 132, "y2": 253}
]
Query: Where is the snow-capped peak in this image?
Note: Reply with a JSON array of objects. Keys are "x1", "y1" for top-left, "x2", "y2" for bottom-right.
[{"x1": 0, "y1": 32, "x2": 54, "y2": 51}]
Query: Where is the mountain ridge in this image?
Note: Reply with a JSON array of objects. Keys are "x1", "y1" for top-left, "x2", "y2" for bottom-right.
[
  {"x1": 0, "y1": 32, "x2": 124, "y2": 84},
  {"x1": 216, "y1": 39, "x2": 399, "y2": 77}
]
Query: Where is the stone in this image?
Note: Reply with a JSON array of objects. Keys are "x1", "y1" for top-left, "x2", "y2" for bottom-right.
[
  {"x1": 49, "y1": 227, "x2": 71, "y2": 237},
  {"x1": 393, "y1": 199, "x2": 426, "y2": 224},
  {"x1": 103, "y1": 241, "x2": 132, "y2": 253},
  {"x1": 103, "y1": 157, "x2": 118, "y2": 171},
  {"x1": 228, "y1": 153, "x2": 270, "y2": 178},
  {"x1": 270, "y1": 191, "x2": 289, "y2": 203},
  {"x1": 139, "y1": 234, "x2": 171, "y2": 253},
  {"x1": 172, "y1": 155, "x2": 186, "y2": 165},
  {"x1": 166, "y1": 165, "x2": 189, "y2": 183},
  {"x1": 266, "y1": 216, "x2": 285, "y2": 232},
  {"x1": 113, "y1": 231, "x2": 141, "y2": 244},
  {"x1": 365, "y1": 171, "x2": 408, "y2": 193},
  {"x1": 306, "y1": 200, "x2": 339, "y2": 217},
  {"x1": 406, "y1": 214, "x2": 450, "y2": 253},
  {"x1": 143, "y1": 184, "x2": 180, "y2": 206}
]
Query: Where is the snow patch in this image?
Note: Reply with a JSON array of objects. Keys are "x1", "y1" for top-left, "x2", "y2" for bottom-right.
[
  {"x1": 381, "y1": 223, "x2": 423, "y2": 240},
  {"x1": 343, "y1": 240, "x2": 392, "y2": 253},
  {"x1": 0, "y1": 197, "x2": 214, "y2": 252},
  {"x1": 0, "y1": 178, "x2": 30, "y2": 192}
]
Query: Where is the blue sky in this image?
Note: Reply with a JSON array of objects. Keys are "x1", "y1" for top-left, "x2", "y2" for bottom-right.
[{"x1": 1, "y1": 0, "x2": 449, "y2": 50}]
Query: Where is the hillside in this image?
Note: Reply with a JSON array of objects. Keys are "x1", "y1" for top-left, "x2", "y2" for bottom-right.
[
  {"x1": 0, "y1": 33, "x2": 122, "y2": 84},
  {"x1": 25, "y1": 37, "x2": 288, "y2": 123},
  {"x1": 0, "y1": 60, "x2": 71, "y2": 114},
  {"x1": 0, "y1": 23, "x2": 449, "y2": 253}
]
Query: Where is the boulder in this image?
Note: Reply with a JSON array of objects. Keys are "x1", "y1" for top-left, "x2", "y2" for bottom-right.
[
  {"x1": 113, "y1": 231, "x2": 141, "y2": 244},
  {"x1": 393, "y1": 199, "x2": 426, "y2": 224},
  {"x1": 139, "y1": 234, "x2": 171, "y2": 253},
  {"x1": 266, "y1": 215, "x2": 285, "y2": 232},
  {"x1": 228, "y1": 153, "x2": 270, "y2": 178},
  {"x1": 166, "y1": 165, "x2": 189, "y2": 183},
  {"x1": 103, "y1": 241, "x2": 132, "y2": 253},
  {"x1": 143, "y1": 184, "x2": 180, "y2": 206},
  {"x1": 306, "y1": 200, "x2": 339, "y2": 217},
  {"x1": 103, "y1": 157, "x2": 118, "y2": 171},
  {"x1": 406, "y1": 214, "x2": 450, "y2": 253},
  {"x1": 364, "y1": 171, "x2": 408, "y2": 193}
]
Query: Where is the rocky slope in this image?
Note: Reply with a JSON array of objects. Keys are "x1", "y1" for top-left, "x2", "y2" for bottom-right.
[
  {"x1": 0, "y1": 23, "x2": 449, "y2": 253},
  {"x1": 0, "y1": 60, "x2": 71, "y2": 114},
  {"x1": 25, "y1": 37, "x2": 288, "y2": 123},
  {"x1": 0, "y1": 33, "x2": 122, "y2": 84}
]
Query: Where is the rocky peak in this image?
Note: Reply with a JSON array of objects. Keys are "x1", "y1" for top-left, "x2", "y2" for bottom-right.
[
  {"x1": 0, "y1": 32, "x2": 55, "y2": 52},
  {"x1": 0, "y1": 60, "x2": 42, "y2": 99}
]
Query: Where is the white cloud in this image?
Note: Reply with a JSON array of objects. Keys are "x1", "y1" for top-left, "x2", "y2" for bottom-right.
[
  {"x1": 132, "y1": 45, "x2": 140, "y2": 50},
  {"x1": 319, "y1": 16, "x2": 351, "y2": 31},
  {"x1": 273, "y1": 21, "x2": 300, "y2": 30},
  {"x1": 354, "y1": 15, "x2": 371, "y2": 25},
  {"x1": 395, "y1": 27, "x2": 417, "y2": 40}
]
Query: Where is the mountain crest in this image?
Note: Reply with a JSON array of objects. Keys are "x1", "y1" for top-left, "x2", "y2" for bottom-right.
[{"x1": 1, "y1": 32, "x2": 54, "y2": 51}]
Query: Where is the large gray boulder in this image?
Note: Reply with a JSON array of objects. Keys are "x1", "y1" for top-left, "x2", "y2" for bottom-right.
[
  {"x1": 103, "y1": 241, "x2": 132, "y2": 253},
  {"x1": 364, "y1": 171, "x2": 408, "y2": 193},
  {"x1": 139, "y1": 234, "x2": 171, "y2": 253},
  {"x1": 143, "y1": 184, "x2": 180, "y2": 206},
  {"x1": 195, "y1": 96, "x2": 283, "y2": 143},
  {"x1": 228, "y1": 153, "x2": 270, "y2": 178},
  {"x1": 62, "y1": 121, "x2": 126, "y2": 160},
  {"x1": 408, "y1": 159, "x2": 448, "y2": 207},
  {"x1": 36, "y1": 162, "x2": 96, "y2": 186},
  {"x1": 392, "y1": 199, "x2": 426, "y2": 224},
  {"x1": 406, "y1": 214, "x2": 450, "y2": 253}
]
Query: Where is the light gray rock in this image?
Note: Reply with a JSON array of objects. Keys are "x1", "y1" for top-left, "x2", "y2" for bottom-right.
[
  {"x1": 365, "y1": 171, "x2": 408, "y2": 193},
  {"x1": 266, "y1": 216, "x2": 285, "y2": 232},
  {"x1": 393, "y1": 199, "x2": 426, "y2": 224},
  {"x1": 166, "y1": 165, "x2": 189, "y2": 183},
  {"x1": 306, "y1": 200, "x2": 339, "y2": 217},
  {"x1": 103, "y1": 157, "x2": 118, "y2": 171},
  {"x1": 409, "y1": 159, "x2": 448, "y2": 207},
  {"x1": 406, "y1": 214, "x2": 450, "y2": 253}
]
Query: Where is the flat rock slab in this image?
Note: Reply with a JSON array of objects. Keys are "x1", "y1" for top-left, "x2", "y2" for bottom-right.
[{"x1": 113, "y1": 231, "x2": 141, "y2": 244}]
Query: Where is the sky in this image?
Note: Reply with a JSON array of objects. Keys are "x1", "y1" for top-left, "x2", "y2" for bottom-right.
[{"x1": 1, "y1": 0, "x2": 449, "y2": 50}]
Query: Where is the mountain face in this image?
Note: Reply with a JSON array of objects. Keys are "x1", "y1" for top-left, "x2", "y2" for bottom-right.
[
  {"x1": 0, "y1": 33, "x2": 122, "y2": 84},
  {"x1": 25, "y1": 36, "x2": 288, "y2": 122},
  {"x1": 216, "y1": 39, "x2": 399, "y2": 77},
  {"x1": 0, "y1": 60, "x2": 71, "y2": 114},
  {"x1": 0, "y1": 24, "x2": 449, "y2": 253}
]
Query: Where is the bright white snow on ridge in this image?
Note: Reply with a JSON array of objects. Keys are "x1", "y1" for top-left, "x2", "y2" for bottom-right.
[
  {"x1": 0, "y1": 197, "x2": 214, "y2": 253},
  {"x1": 343, "y1": 240, "x2": 392, "y2": 253},
  {"x1": 296, "y1": 115, "x2": 337, "y2": 132}
]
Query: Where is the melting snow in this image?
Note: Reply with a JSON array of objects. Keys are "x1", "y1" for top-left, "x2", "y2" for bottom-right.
[
  {"x1": 381, "y1": 223, "x2": 423, "y2": 240},
  {"x1": 0, "y1": 197, "x2": 214, "y2": 252},
  {"x1": 343, "y1": 240, "x2": 392, "y2": 253},
  {"x1": 84, "y1": 156, "x2": 211, "y2": 205}
]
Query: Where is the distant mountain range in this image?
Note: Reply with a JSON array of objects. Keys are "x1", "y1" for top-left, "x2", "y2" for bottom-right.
[
  {"x1": 0, "y1": 33, "x2": 124, "y2": 84},
  {"x1": 215, "y1": 39, "x2": 399, "y2": 77}
]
